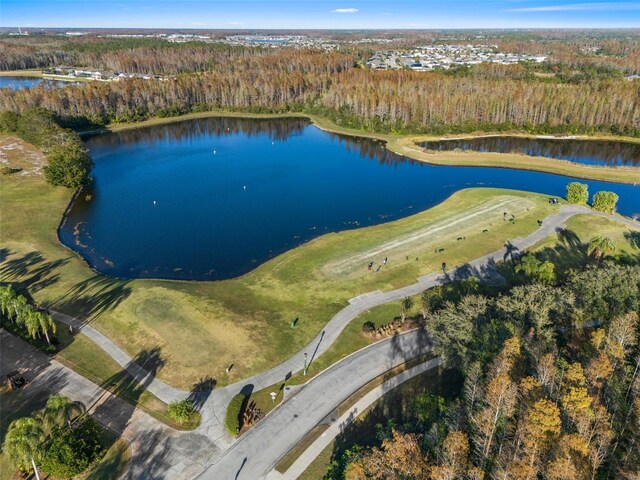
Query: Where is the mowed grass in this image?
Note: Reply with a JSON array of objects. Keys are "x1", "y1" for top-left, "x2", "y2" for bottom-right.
[
  {"x1": 3, "y1": 134, "x2": 562, "y2": 388},
  {"x1": 390, "y1": 135, "x2": 640, "y2": 185},
  {"x1": 531, "y1": 213, "x2": 640, "y2": 270}
]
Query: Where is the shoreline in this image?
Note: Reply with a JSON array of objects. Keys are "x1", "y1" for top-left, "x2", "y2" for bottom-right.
[{"x1": 78, "y1": 110, "x2": 640, "y2": 185}]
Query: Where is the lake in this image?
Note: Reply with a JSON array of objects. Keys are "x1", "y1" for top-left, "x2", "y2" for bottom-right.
[
  {"x1": 59, "y1": 117, "x2": 640, "y2": 281},
  {"x1": 419, "y1": 136, "x2": 640, "y2": 167},
  {"x1": 0, "y1": 76, "x2": 75, "y2": 90}
]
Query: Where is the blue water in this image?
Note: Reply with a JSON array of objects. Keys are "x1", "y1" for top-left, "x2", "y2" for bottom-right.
[
  {"x1": 419, "y1": 137, "x2": 640, "y2": 167},
  {"x1": 0, "y1": 76, "x2": 74, "y2": 90},
  {"x1": 59, "y1": 117, "x2": 640, "y2": 281}
]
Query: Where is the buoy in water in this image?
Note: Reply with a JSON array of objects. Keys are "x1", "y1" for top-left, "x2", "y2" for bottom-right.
[
  {"x1": 243, "y1": 185, "x2": 246, "y2": 190},
  {"x1": 153, "y1": 200, "x2": 156, "y2": 205}
]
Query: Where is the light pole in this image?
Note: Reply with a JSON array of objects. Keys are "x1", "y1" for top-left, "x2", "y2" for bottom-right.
[{"x1": 303, "y1": 352, "x2": 308, "y2": 376}]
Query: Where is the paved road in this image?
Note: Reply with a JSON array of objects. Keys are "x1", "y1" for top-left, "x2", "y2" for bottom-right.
[
  {"x1": 0, "y1": 329, "x2": 217, "y2": 480},
  {"x1": 267, "y1": 357, "x2": 443, "y2": 480},
  {"x1": 197, "y1": 329, "x2": 433, "y2": 480},
  {"x1": 36, "y1": 205, "x2": 638, "y2": 478}
]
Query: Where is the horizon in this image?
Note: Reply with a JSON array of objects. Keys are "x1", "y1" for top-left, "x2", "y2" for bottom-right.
[{"x1": 3, "y1": 0, "x2": 640, "y2": 29}]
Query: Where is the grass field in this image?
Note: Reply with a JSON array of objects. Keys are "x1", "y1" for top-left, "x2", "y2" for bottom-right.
[
  {"x1": 2, "y1": 130, "x2": 631, "y2": 390},
  {"x1": 391, "y1": 136, "x2": 640, "y2": 185},
  {"x1": 82, "y1": 110, "x2": 640, "y2": 185},
  {"x1": 531, "y1": 213, "x2": 640, "y2": 271}
]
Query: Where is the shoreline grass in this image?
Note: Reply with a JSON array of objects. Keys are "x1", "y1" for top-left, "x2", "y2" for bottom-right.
[
  {"x1": 80, "y1": 110, "x2": 640, "y2": 184},
  {"x1": 2, "y1": 129, "x2": 638, "y2": 390}
]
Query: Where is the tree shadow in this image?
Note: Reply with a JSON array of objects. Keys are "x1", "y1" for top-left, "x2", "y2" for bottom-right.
[
  {"x1": 188, "y1": 375, "x2": 217, "y2": 411},
  {"x1": 0, "y1": 250, "x2": 70, "y2": 292},
  {"x1": 503, "y1": 241, "x2": 520, "y2": 262},
  {"x1": 0, "y1": 247, "x2": 12, "y2": 263},
  {"x1": 91, "y1": 347, "x2": 166, "y2": 436},
  {"x1": 557, "y1": 227, "x2": 582, "y2": 250},
  {"x1": 624, "y1": 231, "x2": 640, "y2": 250},
  {"x1": 50, "y1": 274, "x2": 132, "y2": 323},
  {"x1": 387, "y1": 329, "x2": 432, "y2": 375},
  {"x1": 447, "y1": 258, "x2": 506, "y2": 287}
]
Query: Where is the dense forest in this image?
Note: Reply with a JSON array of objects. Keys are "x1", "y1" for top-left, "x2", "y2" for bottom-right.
[
  {"x1": 328, "y1": 251, "x2": 640, "y2": 480},
  {"x1": 1, "y1": 33, "x2": 639, "y2": 136},
  {"x1": 1, "y1": 49, "x2": 638, "y2": 136}
]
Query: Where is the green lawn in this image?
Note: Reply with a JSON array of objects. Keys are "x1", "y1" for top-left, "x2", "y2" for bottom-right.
[
  {"x1": 531, "y1": 213, "x2": 640, "y2": 272},
  {"x1": 391, "y1": 135, "x2": 640, "y2": 185},
  {"x1": 0, "y1": 132, "x2": 594, "y2": 390}
]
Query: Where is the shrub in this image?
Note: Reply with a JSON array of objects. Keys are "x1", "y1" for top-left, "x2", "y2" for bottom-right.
[
  {"x1": 592, "y1": 191, "x2": 619, "y2": 214},
  {"x1": 566, "y1": 182, "x2": 589, "y2": 205},
  {"x1": 362, "y1": 321, "x2": 376, "y2": 333},
  {"x1": 40, "y1": 418, "x2": 104, "y2": 479},
  {"x1": 167, "y1": 400, "x2": 195, "y2": 425},
  {"x1": 226, "y1": 394, "x2": 246, "y2": 436}
]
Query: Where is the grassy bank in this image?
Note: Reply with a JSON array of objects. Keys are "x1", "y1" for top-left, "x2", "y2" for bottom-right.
[
  {"x1": 391, "y1": 136, "x2": 640, "y2": 185},
  {"x1": 0, "y1": 69, "x2": 43, "y2": 77},
  {"x1": 1, "y1": 134, "x2": 565, "y2": 388},
  {"x1": 82, "y1": 110, "x2": 640, "y2": 184}
]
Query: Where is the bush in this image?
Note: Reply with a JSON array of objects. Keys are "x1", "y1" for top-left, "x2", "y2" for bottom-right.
[
  {"x1": 592, "y1": 191, "x2": 619, "y2": 214},
  {"x1": 0, "y1": 111, "x2": 19, "y2": 133},
  {"x1": 226, "y1": 394, "x2": 246, "y2": 436},
  {"x1": 167, "y1": 400, "x2": 195, "y2": 425},
  {"x1": 40, "y1": 418, "x2": 104, "y2": 479},
  {"x1": 566, "y1": 182, "x2": 589, "y2": 205},
  {"x1": 362, "y1": 321, "x2": 376, "y2": 333}
]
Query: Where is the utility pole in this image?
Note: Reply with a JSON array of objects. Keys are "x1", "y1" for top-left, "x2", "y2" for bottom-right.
[{"x1": 303, "y1": 352, "x2": 308, "y2": 376}]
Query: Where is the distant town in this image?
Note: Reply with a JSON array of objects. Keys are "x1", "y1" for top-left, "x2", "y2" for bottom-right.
[
  {"x1": 366, "y1": 44, "x2": 547, "y2": 70},
  {"x1": 42, "y1": 66, "x2": 167, "y2": 82}
]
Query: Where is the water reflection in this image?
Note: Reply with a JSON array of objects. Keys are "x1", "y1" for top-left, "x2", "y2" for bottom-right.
[
  {"x1": 0, "y1": 76, "x2": 77, "y2": 90},
  {"x1": 59, "y1": 117, "x2": 640, "y2": 281},
  {"x1": 419, "y1": 136, "x2": 640, "y2": 167}
]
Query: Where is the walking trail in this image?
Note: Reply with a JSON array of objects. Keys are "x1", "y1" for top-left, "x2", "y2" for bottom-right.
[{"x1": 36, "y1": 205, "x2": 637, "y2": 478}]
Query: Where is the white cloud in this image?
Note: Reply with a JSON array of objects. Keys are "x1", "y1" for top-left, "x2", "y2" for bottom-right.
[
  {"x1": 507, "y1": 2, "x2": 640, "y2": 12},
  {"x1": 331, "y1": 8, "x2": 359, "y2": 13}
]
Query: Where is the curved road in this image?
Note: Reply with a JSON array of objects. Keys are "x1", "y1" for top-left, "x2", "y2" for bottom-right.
[
  {"x1": 42, "y1": 205, "x2": 639, "y2": 479},
  {"x1": 198, "y1": 329, "x2": 433, "y2": 480}
]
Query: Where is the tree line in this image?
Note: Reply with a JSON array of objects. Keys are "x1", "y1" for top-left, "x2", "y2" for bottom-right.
[
  {"x1": 1, "y1": 50, "x2": 637, "y2": 137},
  {"x1": 331, "y1": 252, "x2": 640, "y2": 479},
  {"x1": 0, "y1": 108, "x2": 94, "y2": 188}
]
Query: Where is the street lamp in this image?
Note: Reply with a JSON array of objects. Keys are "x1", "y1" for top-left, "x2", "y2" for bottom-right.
[{"x1": 303, "y1": 352, "x2": 308, "y2": 376}]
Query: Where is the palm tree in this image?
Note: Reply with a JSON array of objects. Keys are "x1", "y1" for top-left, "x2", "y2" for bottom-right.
[
  {"x1": 3, "y1": 417, "x2": 45, "y2": 480},
  {"x1": 588, "y1": 235, "x2": 615, "y2": 260},
  {"x1": 515, "y1": 253, "x2": 541, "y2": 279},
  {"x1": 0, "y1": 285, "x2": 16, "y2": 319},
  {"x1": 22, "y1": 306, "x2": 40, "y2": 340},
  {"x1": 10, "y1": 294, "x2": 28, "y2": 325},
  {"x1": 40, "y1": 395, "x2": 85, "y2": 432},
  {"x1": 400, "y1": 296, "x2": 414, "y2": 322},
  {"x1": 36, "y1": 312, "x2": 56, "y2": 345}
]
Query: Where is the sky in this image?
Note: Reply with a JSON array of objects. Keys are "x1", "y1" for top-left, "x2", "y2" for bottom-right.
[{"x1": 2, "y1": 0, "x2": 640, "y2": 29}]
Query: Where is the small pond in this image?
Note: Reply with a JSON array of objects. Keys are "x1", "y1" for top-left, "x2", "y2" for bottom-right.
[
  {"x1": 59, "y1": 117, "x2": 640, "y2": 281},
  {"x1": 0, "y1": 76, "x2": 76, "y2": 90},
  {"x1": 419, "y1": 136, "x2": 640, "y2": 167}
]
